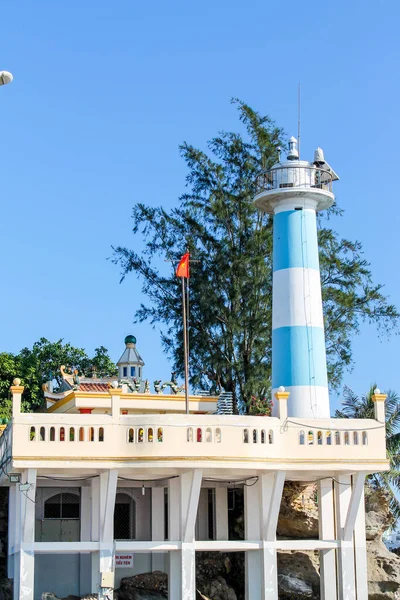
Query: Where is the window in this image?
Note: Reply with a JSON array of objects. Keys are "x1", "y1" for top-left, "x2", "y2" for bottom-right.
[
  {"x1": 197, "y1": 428, "x2": 202, "y2": 442},
  {"x1": 50, "y1": 427, "x2": 55, "y2": 442},
  {"x1": 130, "y1": 366, "x2": 136, "y2": 377},
  {"x1": 157, "y1": 428, "x2": 163, "y2": 442},
  {"x1": 299, "y1": 430, "x2": 305, "y2": 445},
  {"x1": 261, "y1": 430, "x2": 266, "y2": 444},
  {"x1": 30, "y1": 426, "x2": 36, "y2": 441},
  {"x1": 79, "y1": 427, "x2": 85, "y2": 442},
  {"x1": 308, "y1": 431, "x2": 314, "y2": 445},
  {"x1": 362, "y1": 431, "x2": 368, "y2": 445},
  {"x1": 128, "y1": 428, "x2": 134, "y2": 443},
  {"x1": 89, "y1": 427, "x2": 95, "y2": 442},
  {"x1": 335, "y1": 431, "x2": 341, "y2": 445},
  {"x1": 123, "y1": 367, "x2": 127, "y2": 377},
  {"x1": 215, "y1": 428, "x2": 221, "y2": 443},
  {"x1": 206, "y1": 428, "x2": 212, "y2": 443},
  {"x1": 344, "y1": 432, "x2": 350, "y2": 445},
  {"x1": 326, "y1": 431, "x2": 332, "y2": 445},
  {"x1": 70, "y1": 427, "x2": 75, "y2": 442},
  {"x1": 317, "y1": 431, "x2": 323, "y2": 445},
  {"x1": 138, "y1": 428, "x2": 144, "y2": 443},
  {"x1": 114, "y1": 493, "x2": 136, "y2": 540},
  {"x1": 147, "y1": 428, "x2": 154, "y2": 442},
  {"x1": 99, "y1": 427, "x2": 104, "y2": 442},
  {"x1": 60, "y1": 427, "x2": 65, "y2": 442},
  {"x1": 269, "y1": 430, "x2": 274, "y2": 444},
  {"x1": 44, "y1": 492, "x2": 80, "y2": 519},
  {"x1": 187, "y1": 428, "x2": 193, "y2": 442},
  {"x1": 40, "y1": 427, "x2": 46, "y2": 441},
  {"x1": 243, "y1": 429, "x2": 249, "y2": 443},
  {"x1": 353, "y1": 431, "x2": 359, "y2": 445},
  {"x1": 253, "y1": 429, "x2": 258, "y2": 443}
]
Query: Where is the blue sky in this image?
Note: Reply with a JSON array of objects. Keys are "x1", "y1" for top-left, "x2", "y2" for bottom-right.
[{"x1": 0, "y1": 0, "x2": 399, "y2": 411}]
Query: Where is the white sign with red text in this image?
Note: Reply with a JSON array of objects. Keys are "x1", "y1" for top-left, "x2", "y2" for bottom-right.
[{"x1": 115, "y1": 554, "x2": 133, "y2": 568}]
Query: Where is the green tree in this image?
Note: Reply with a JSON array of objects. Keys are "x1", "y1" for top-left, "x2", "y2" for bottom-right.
[
  {"x1": 335, "y1": 385, "x2": 400, "y2": 523},
  {"x1": 113, "y1": 99, "x2": 398, "y2": 412},
  {"x1": 1, "y1": 338, "x2": 117, "y2": 412},
  {"x1": 0, "y1": 353, "x2": 18, "y2": 419}
]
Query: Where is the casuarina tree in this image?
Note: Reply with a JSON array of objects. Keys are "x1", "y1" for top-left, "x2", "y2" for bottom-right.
[{"x1": 113, "y1": 99, "x2": 398, "y2": 413}]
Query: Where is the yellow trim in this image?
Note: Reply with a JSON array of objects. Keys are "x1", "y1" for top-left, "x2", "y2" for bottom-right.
[
  {"x1": 12, "y1": 455, "x2": 390, "y2": 465},
  {"x1": 10, "y1": 386, "x2": 24, "y2": 393},
  {"x1": 47, "y1": 392, "x2": 218, "y2": 412},
  {"x1": 275, "y1": 391, "x2": 290, "y2": 401},
  {"x1": 47, "y1": 394, "x2": 75, "y2": 413},
  {"x1": 372, "y1": 393, "x2": 387, "y2": 402}
]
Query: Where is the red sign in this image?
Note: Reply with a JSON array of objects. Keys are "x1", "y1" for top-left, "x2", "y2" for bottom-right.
[{"x1": 115, "y1": 554, "x2": 133, "y2": 568}]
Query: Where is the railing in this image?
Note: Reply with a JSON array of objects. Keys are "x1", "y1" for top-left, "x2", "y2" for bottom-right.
[
  {"x1": 2, "y1": 414, "x2": 387, "y2": 468},
  {"x1": 256, "y1": 165, "x2": 333, "y2": 195}
]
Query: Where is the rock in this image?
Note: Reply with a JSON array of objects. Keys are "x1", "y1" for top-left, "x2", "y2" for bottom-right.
[
  {"x1": 277, "y1": 482, "x2": 318, "y2": 539},
  {"x1": 118, "y1": 571, "x2": 167, "y2": 600},
  {"x1": 365, "y1": 486, "x2": 394, "y2": 541},
  {"x1": 198, "y1": 576, "x2": 237, "y2": 600},
  {"x1": 0, "y1": 576, "x2": 12, "y2": 600},
  {"x1": 277, "y1": 551, "x2": 320, "y2": 599},
  {"x1": 367, "y1": 539, "x2": 400, "y2": 599},
  {"x1": 118, "y1": 591, "x2": 165, "y2": 600},
  {"x1": 278, "y1": 574, "x2": 313, "y2": 598}
]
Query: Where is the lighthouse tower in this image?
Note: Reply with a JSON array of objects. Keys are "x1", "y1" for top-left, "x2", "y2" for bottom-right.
[{"x1": 254, "y1": 138, "x2": 338, "y2": 418}]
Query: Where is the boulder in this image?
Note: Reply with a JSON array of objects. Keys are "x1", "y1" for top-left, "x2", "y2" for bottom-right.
[
  {"x1": 118, "y1": 571, "x2": 167, "y2": 599},
  {"x1": 365, "y1": 486, "x2": 394, "y2": 541},
  {"x1": 367, "y1": 539, "x2": 400, "y2": 599},
  {"x1": 197, "y1": 576, "x2": 237, "y2": 600},
  {"x1": 277, "y1": 551, "x2": 320, "y2": 599},
  {"x1": 277, "y1": 483, "x2": 318, "y2": 539}
]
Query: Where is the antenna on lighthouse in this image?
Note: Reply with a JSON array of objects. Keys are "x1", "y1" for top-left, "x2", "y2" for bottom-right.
[{"x1": 297, "y1": 83, "x2": 301, "y2": 159}]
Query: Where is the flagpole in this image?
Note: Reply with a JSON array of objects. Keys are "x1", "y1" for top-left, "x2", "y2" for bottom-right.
[{"x1": 182, "y1": 277, "x2": 190, "y2": 414}]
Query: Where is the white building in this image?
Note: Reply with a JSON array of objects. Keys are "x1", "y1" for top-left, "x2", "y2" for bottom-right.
[{"x1": 1, "y1": 140, "x2": 389, "y2": 600}]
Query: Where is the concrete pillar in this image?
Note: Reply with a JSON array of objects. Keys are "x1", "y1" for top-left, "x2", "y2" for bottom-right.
[
  {"x1": 89, "y1": 470, "x2": 118, "y2": 598},
  {"x1": 259, "y1": 471, "x2": 285, "y2": 599},
  {"x1": 168, "y1": 477, "x2": 181, "y2": 600},
  {"x1": 168, "y1": 471, "x2": 202, "y2": 600},
  {"x1": 99, "y1": 470, "x2": 118, "y2": 599},
  {"x1": 318, "y1": 478, "x2": 337, "y2": 600},
  {"x1": 152, "y1": 487, "x2": 165, "y2": 571},
  {"x1": 353, "y1": 477, "x2": 368, "y2": 600},
  {"x1": 14, "y1": 468, "x2": 37, "y2": 600},
  {"x1": 215, "y1": 487, "x2": 228, "y2": 541},
  {"x1": 180, "y1": 470, "x2": 202, "y2": 600},
  {"x1": 335, "y1": 474, "x2": 356, "y2": 599},
  {"x1": 8, "y1": 486, "x2": 16, "y2": 578},
  {"x1": 244, "y1": 480, "x2": 262, "y2": 600}
]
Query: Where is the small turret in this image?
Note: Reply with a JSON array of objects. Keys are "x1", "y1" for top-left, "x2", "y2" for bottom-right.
[{"x1": 117, "y1": 335, "x2": 145, "y2": 381}]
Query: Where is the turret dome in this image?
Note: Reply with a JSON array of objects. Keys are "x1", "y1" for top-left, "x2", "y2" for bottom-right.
[{"x1": 124, "y1": 334, "x2": 137, "y2": 345}]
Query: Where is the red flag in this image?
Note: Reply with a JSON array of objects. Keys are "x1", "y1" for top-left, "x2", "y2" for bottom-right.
[{"x1": 176, "y1": 252, "x2": 190, "y2": 278}]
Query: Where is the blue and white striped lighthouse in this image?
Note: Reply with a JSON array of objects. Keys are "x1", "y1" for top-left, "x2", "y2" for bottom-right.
[{"x1": 254, "y1": 138, "x2": 339, "y2": 418}]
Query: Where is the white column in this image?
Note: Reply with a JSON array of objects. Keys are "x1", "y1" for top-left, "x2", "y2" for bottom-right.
[
  {"x1": 8, "y1": 486, "x2": 16, "y2": 578},
  {"x1": 353, "y1": 476, "x2": 368, "y2": 600},
  {"x1": 335, "y1": 474, "x2": 356, "y2": 600},
  {"x1": 90, "y1": 476, "x2": 100, "y2": 593},
  {"x1": 168, "y1": 477, "x2": 181, "y2": 600},
  {"x1": 215, "y1": 487, "x2": 228, "y2": 541},
  {"x1": 14, "y1": 468, "x2": 37, "y2": 600},
  {"x1": 99, "y1": 470, "x2": 118, "y2": 599},
  {"x1": 168, "y1": 471, "x2": 202, "y2": 600},
  {"x1": 152, "y1": 487, "x2": 165, "y2": 571},
  {"x1": 318, "y1": 478, "x2": 337, "y2": 600},
  {"x1": 181, "y1": 470, "x2": 202, "y2": 600},
  {"x1": 259, "y1": 471, "x2": 285, "y2": 600},
  {"x1": 244, "y1": 480, "x2": 261, "y2": 600}
]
